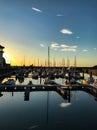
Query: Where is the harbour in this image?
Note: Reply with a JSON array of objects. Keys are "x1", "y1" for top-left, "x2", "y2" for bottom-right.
[
  {"x1": 0, "y1": 65, "x2": 97, "y2": 100},
  {"x1": 0, "y1": 64, "x2": 97, "y2": 130},
  {"x1": 0, "y1": 0, "x2": 97, "y2": 130},
  {"x1": 0, "y1": 78, "x2": 97, "y2": 130},
  {"x1": 0, "y1": 65, "x2": 97, "y2": 130}
]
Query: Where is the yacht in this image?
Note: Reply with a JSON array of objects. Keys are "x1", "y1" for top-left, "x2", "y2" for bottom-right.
[{"x1": 3, "y1": 79, "x2": 15, "y2": 85}]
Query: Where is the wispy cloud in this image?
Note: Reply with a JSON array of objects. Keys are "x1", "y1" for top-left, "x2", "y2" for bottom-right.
[
  {"x1": 76, "y1": 36, "x2": 80, "y2": 39},
  {"x1": 60, "y1": 44, "x2": 69, "y2": 48},
  {"x1": 61, "y1": 48, "x2": 76, "y2": 52},
  {"x1": 50, "y1": 43, "x2": 60, "y2": 48},
  {"x1": 56, "y1": 14, "x2": 64, "y2": 17},
  {"x1": 83, "y1": 49, "x2": 88, "y2": 52},
  {"x1": 61, "y1": 45, "x2": 77, "y2": 52},
  {"x1": 60, "y1": 29, "x2": 73, "y2": 35},
  {"x1": 50, "y1": 43, "x2": 77, "y2": 52},
  {"x1": 40, "y1": 44, "x2": 45, "y2": 47},
  {"x1": 93, "y1": 48, "x2": 96, "y2": 50},
  {"x1": 32, "y1": 7, "x2": 42, "y2": 12}
]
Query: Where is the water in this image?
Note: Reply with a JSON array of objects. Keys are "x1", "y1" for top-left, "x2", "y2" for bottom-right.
[{"x1": 0, "y1": 77, "x2": 97, "y2": 130}]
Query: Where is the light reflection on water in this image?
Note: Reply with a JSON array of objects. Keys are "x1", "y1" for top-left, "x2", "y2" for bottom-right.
[{"x1": 0, "y1": 77, "x2": 97, "y2": 130}]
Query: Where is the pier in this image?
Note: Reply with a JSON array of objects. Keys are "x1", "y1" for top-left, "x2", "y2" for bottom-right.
[
  {"x1": 0, "y1": 84, "x2": 69, "y2": 101},
  {"x1": 0, "y1": 84, "x2": 57, "y2": 91},
  {"x1": 0, "y1": 82, "x2": 97, "y2": 101},
  {"x1": 0, "y1": 64, "x2": 97, "y2": 101},
  {"x1": 81, "y1": 84, "x2": 97, "y2": 100}
]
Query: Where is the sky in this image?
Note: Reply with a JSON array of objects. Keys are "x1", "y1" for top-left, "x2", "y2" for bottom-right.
[{"x1": 0, "y1": 0, "x2": 97, "y2": 67}]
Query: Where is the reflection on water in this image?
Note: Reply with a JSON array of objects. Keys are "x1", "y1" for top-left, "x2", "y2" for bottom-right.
[
  {"x1": 0, "y1": 91, "x2": 97, "y2": 130},
  {"x1": 0, "y1": 78, "x2": 97, "y2": 130}
]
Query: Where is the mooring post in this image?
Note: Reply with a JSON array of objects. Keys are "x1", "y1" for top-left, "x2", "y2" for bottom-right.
[
  {"x1": 40, "y1": 77, "x2": 42, "y2": 84},
  {"x1": 90, "y1": 71, "x2": 92, "y2": 78},
  {"x1": 82, "y1": 71, "x2": 84, "y2": 79},
  {"x1": 68, "y1": 90, "x2": 71, "y2": 102},
  {"x1": 68, "y1": 72, "x2": 71, "y2": 82}
]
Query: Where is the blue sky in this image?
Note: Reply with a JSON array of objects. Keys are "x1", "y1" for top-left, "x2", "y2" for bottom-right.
[{"x1": 0, "y1": 0, "x2": 97, "y2": 66}]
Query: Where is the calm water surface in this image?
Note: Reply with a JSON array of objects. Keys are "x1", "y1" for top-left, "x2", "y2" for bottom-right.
[{"x1": 0, "y1": 77, "x2": 97, "y2": 130}]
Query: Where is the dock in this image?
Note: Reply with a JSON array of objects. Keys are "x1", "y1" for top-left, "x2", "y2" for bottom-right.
[
  {"x1": 0, "y1": 84, "x2": 57, "y2": 91},
  {"x1": 0, "y1": 82, "x2": 84, "y2": 92},
  {"x1": 0, "y1": 82, "x2": 97, "y2": 101},
  {"x1": 0, "y1": 83, "x2": 70, "y2": 101}
]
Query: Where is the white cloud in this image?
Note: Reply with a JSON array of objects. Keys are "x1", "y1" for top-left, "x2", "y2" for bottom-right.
[
  {"x1": 60, "y1": 44, "x2": 77, "y2": 52},
  {"x1": 93, "y1": 48, "x2": 96, "y2": 50},
  {"x1": 32, "y1": 7, "x2": 42, "y2": 12},
  {"x1": 60, "y1": 44, "x2": 69, "y2": 48},
  {"x1": 71, "y1": 45, "x2": 77, "y2": 49},
  {"x1": 60, "y1": 29, "x2": 73, "y2": 35},
  {"x1": 56, "y1": 14, "x2": 64, "y2": 17},
  {"x1": 50, "y1": 43, "x2": 60, "y2": 48},
  {"x1": 83, "y1": 49, "x2": 88, "y2": 52},
  {"x1": 61, "y1": 48, "x2": 76, "y2": 52},
  {"x1": 40, "y1": 44, "x2": 45, "y2": 47},
  {"x1": 50, "y1": 43, "x2": 77, "y2": 52}
]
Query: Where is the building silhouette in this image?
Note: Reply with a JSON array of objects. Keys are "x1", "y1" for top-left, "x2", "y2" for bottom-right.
[{"x1": 0, "y1": 45, "x2": 6, "y2": 67}]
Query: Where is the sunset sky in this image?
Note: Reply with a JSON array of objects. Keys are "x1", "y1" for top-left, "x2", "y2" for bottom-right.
[{"x1": 0, "y1": 0, "x2": 97, "y2": 67}]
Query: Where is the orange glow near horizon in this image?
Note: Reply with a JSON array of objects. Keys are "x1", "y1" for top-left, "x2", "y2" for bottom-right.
[
  {"x1": 2, "y1": 48, "x2": 96, "y2": 67},
  {"x1": 3, "y1": 52, "x2": 94, "y2": 67}
]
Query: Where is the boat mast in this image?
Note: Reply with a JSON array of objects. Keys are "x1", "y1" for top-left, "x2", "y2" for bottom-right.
[
  {"x1": 74, "y1": 56, "x2": 76, "y2": 68},
  {"x1": 48, "y1": 46, "x2": 50, "y2": 67},
  {"x1": 23, "y1": 56, "x2": 25, "y2": 66},
  {"x1": 67, "y1": 57, "x2": 70, "y2": 67},
  {"x1": 74, "y1": 56, "x2": 76, "y2": 72}
]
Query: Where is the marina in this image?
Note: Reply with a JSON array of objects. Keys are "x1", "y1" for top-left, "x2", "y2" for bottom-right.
[
  {"x1": 0, "y1": 75, "x2": 97, "y2": 130},
  {"x1": 0, "y1": 66, "x2": 97, "y2": 130},
  {"x1": 0, "y1": 69, "x2": 97, "y2": 102},
  {"x1": 0, "y1": 53, "x2": 97, "y2": 129},
  {"x1": 0, "y1": 0, "x2": 97, "y2": 130}
]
